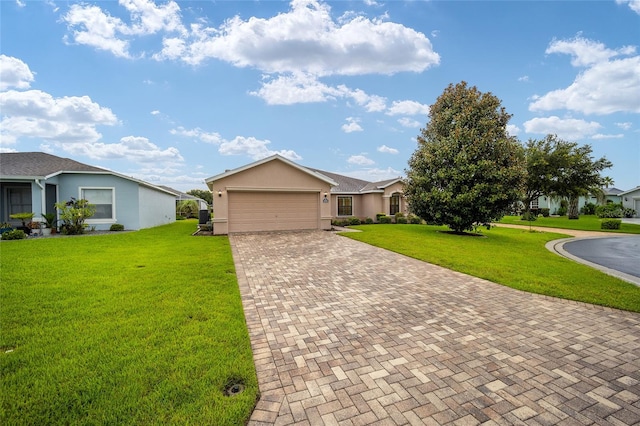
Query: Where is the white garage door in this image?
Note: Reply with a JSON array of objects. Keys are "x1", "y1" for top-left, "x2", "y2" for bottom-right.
[{"x1": 228, "y1": 192, "x2": 319, "y2": 233}]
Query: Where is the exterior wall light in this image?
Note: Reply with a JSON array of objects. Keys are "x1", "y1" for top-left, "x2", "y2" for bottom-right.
[
  {"x1": 324, "y1": 192, "x2": 328, "y2": 199},
  {"x1": 218, "y1": 190, "x2": 222, "y2": 197}
]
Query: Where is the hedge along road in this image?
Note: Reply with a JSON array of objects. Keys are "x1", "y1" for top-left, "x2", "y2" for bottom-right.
[{"x1": 562, "y1": 236, "x2": 640, "y2": 283}]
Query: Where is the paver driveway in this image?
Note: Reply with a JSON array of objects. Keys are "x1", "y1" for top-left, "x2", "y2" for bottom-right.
[{"x1": 230, "y1": 231, "x2": 640, "y2": 425}]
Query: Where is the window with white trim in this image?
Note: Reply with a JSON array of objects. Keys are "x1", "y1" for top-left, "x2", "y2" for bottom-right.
[
  {"x1": 337, "y1": 196, "x2": 353, "y2": 216},
  {"x1": 81, "y1": 188, "x2": 115, "y2": 220}
]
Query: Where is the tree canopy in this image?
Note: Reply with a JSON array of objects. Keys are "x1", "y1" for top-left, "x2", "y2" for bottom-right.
[
  {"x1": 187, "y1": 189, "x2": 212, "y2": 205},
  {"x1": 522, "y1": 135, "x2": 612, "y2": 218},
  {"x1": 405, "y1": 82, "x2": 525, "y2": 233}
]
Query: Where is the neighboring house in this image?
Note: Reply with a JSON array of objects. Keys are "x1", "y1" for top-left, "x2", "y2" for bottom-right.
[
  {"x1": 620, "y1": 186, "x2": 640, "y2": 217},
  {"x1": 0, "y1": 152, "x2": 176, "y2": 230},
  {"x1": 533, "y1": 187, "x2": 626, "y2": 214},
  {"x1": 205, "y1": 154, "x2": 406, "y2": 235}
]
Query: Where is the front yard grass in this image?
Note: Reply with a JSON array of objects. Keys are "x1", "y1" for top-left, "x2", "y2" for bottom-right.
[
  {"x1": 499, "y1": 214, "x2": 640, "y2": 234},
  {"x1": 0, "y1": 220, "x2": 258, "y2": 425},
  {"x1": 343, "y1": 224, "x2": 640, "y2": 313}
]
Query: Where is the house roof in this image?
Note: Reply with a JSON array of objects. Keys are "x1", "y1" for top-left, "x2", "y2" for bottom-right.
[
  {"x1": 0, "y1": 152, "x2": 175, "y2": 196},
  {"x1": 604, "y1": 187, "x2": 624, "y2": 196},
  {"x1": 0, "y1": 152, "x2": 107, "y2": 178},
  {"x1": 157, "y1": 185, "x2": 209, "y2": 205},
  {"x1": 205, "y1": 154, "x2": 339, "y2": 188},
  {"x1": 619, "y1": 186, "x2": 640, "y2": 196},
  {"x1": 309, "y1": 168, "x2": 403, "y2": 194}
]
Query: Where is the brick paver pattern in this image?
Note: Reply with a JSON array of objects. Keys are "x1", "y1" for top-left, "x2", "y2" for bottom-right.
[{"x1": 230, "y1": 231, "x2": 640, "y2": 425}]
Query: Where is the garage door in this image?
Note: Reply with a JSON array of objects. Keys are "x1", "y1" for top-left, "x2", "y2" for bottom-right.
[{"x1": 228, "y1": 192, "x2": 319, "y2": 233}]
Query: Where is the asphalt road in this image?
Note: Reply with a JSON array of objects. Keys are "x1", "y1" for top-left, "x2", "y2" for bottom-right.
[{"x1": 563, "y1": 236, "x2": 640, "y2": 278}]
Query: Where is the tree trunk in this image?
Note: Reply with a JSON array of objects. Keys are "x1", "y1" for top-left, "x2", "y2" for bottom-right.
[{"x1": 568, "y1": 196, "x2": 580, "y2": 219}]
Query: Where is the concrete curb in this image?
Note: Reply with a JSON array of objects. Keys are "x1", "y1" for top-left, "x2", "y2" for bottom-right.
[{"x1": 546, "y1": 236, "x2": 640, "y2": 287}]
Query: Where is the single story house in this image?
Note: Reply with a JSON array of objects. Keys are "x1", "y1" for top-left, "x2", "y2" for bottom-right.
[
  {"x1": 157, "y1": 185, "x2": 209, "y2": 211},
  {"x1": 532, "y1": 187, "x2": 628, "y2": 214},
  {"x1": 0, "y1": 152, "x2": 176, "y2": 230},
  {"x1": 620, "y1": 186, "x2": 640, "y2": 217},
  {"x1": 205, "y1": 154, "x2": 406, "y2": 235}
]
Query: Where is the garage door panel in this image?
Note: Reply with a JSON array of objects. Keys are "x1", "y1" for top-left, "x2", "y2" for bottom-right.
[{"x1": 228, "y1": 192, "x2": 319, "y2": 232}]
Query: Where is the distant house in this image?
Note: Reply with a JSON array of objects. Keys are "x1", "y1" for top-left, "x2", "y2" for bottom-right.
[
  {"x1": 205, "y1": 154, "x2": 406, "y2": 235},
  {"x1": 0, "y1": 152, "x2": 176, "y2": 230},
  {"x1": 620, "y1": 187, "x2": 640, "y2": 217},
  {"x1": 532, "y1": 187, "x2": 633, "y2": 215}
]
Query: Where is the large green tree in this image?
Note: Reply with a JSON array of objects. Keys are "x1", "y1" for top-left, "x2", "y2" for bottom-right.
[
  {"x1": 405, "y1": 82, "x2": 525, "y2": 233},
  {"x1": 522, "y1": 135, "x2": 612, "y2": 219}
]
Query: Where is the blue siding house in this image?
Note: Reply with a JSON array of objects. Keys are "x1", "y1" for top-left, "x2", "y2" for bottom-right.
[{"x1": 0, "y1": 152, "x2": 176, "y2": 230}]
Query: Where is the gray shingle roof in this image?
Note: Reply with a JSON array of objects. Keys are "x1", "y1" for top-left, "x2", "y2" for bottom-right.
[
  {"x1": 604, "y1": 187, "x2": 623, "y2": 196},
  {"x1": 0, "y1": 152, "x2": 107, "y2": 177},
  {"x1": 309, "y1": 168, "x2": 402, "y2": 193}
]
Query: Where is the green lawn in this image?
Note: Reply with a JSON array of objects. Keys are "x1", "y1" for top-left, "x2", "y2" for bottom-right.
[
  {"x1": 0, "y1": 221, "x2": 257, "y2": 425},
  {"x1": 342, "y1": 224, "x2": 640, "y2": 312},
  {"x1": 499, "y1": 214, "x2": 640, "y2": 234}
]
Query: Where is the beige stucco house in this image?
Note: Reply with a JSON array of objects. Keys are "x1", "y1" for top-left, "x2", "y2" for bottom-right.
[{"x1": 205, "y1": 155, "x2": 406, "y2": 234}]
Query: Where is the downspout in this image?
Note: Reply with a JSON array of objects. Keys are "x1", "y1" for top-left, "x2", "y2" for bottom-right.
[{"x1": 35, "y1": 179, "x2": 46, "y2": 214}]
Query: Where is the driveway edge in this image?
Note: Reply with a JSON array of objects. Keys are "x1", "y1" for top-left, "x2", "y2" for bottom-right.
[{"x1": 546, "y1": 236, "x2": 640, "y2": 286}]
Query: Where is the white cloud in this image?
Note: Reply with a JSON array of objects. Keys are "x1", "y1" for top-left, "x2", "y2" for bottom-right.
[
  {"x1": 0, "y1": 55, "x2": 35, "y2": 91},
  {"x1": 523, "y1": 116, "x2": 602, "y2": 140},
  {"x1": 250, "y1": 73, "x2": 341, "y2": 105},
  {"x1": 62, "y1": 0, "x2": 185, "y2": 58},
  {"x1": 546, "y1": 36, "x2": 635, "y2": 67},
  {"x1": 506, "y1": 124, "x2": 521, "y2": 136},
  {"x1": 530, "y1": 37, "x2": 640, "y2": 115},
  {"x1": 218, "y1": 136, "x2": 302, "y2": 161},
  {"x1": 59, "y1": 136, "x2": 183, "y2": 163},
  {"x1": 518, "y1": 75, "x2": 529, "y2": 82},
  {"x1": 16, "y1": 0, "x2": 25, "y2": 8},
  {"x1": 347, "y1": 154, "x2": 374, "y2": 165},
  {"x1": 615, "y1": 122, "x2": 632, "y2": 130},
  {"x1": 397, "y1": 117, "x2": 421, "y2": 128},
  {"x1": 150, "y1": 110, "x2": 160, "y2": 115},
  {"x1": 591, "y1": 133, "x2": 624, "y2": 140},
  {"x1": 0, "y1": 89, "x2": 118, "y2": 145},
  {"x1": 386, "y1": 100, "x2": 429, "y2": 116},
  {"x1": 616, "y1": 0, "x2": 640, "y2": 15},
  {"x1": 155, "y1": 0, "x2": 439, "y2": 75},
  {"x1": 342, "y1": 117, "x2": 363, "y2": 133},
  {"x1": 170, "y1": 126, "x2": 222, "y2": 144},
  {"x1": 377, "y1": 145, "x2": 398, "y2": 154},
  {"x1": 342, "y1": 166, "x2": 402, "y2": 182}
]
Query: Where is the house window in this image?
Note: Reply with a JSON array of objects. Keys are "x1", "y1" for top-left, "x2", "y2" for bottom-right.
[
  {"x1": 337, "y1": 196, "x2": 352, "y2": 216},
  {"x1": 530, "y1": 198, "x2": 539, "y2": 210},
  {"x1": 7, "y1": 186, "x2": 31, "y2": 217},
  {"x1": 81, "y1": 188, "x2": 115, "y2": 220},
  {"x1": 390, "y1": 194, "x2": 400, "y2": 216}
]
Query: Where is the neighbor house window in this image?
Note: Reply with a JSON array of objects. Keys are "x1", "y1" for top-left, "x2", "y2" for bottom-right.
[
  {"x1": 337, "y1": 196, "x2": 352, "y2": 216},
  {"x1": 530, "y1": 198, "x2": 539, "y2": 210},
  {"x1": 390, "y1": 194, "x2": 400, "y2": 216},
  {"x1": 81, "y1": 188, "x2": 115, "y2": 221}
]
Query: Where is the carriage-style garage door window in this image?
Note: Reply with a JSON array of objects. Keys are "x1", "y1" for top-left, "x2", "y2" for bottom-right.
[
  {"x1": 337, "y1": 196, "x2": 352, "y2": 216},
  {"x1": 81, "y1": 188, "x2": 114, "y2": 220}
]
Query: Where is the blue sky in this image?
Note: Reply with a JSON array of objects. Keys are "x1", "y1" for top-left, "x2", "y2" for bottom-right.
[{"x1": 1, "y1": 0, "x2": 639, "y2": 192}]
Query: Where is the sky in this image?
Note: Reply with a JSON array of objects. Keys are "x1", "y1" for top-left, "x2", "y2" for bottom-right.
[{"x1": 1, "y1": 0, "x2": 639, "y2": 193}]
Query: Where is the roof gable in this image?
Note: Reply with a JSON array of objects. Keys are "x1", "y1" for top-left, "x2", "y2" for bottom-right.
[{"x1": 205, "y1": 154, "x2": 338, "y2": 187}]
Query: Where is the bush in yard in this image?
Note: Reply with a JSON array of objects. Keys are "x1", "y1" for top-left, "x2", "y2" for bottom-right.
[
  {"x1": 110, "y1": 224, "x2": 125, "y2": 231},
  {"x1": 332, "y1": 219, "x2": 348, "y2": 227},
  {"x1": 1, "y1": 229, "x2": 26, "y2": 240},
  {"x1": 521, "y1": 211, "x2": 537, "y2": 221},
  {"x1": 580, "y1": 202, "x2": 596, "y2": 215},
  {"x1": 364, "y1": 217, "x2": 374, "y2": 224},
  {"x1": 396, "y1": 216, "x2": 408, "y2": 224},
  {"x1": 623, "y1": 208, "x2": 636, "y2": 218},
  {"x1": 348, "y1": 217, "x2": 361, "y2": 226},
  {"x1": 540, "y1": 208, "x2": 550, "y2": 217},
  {"x1": 558, "y1": 199, "x2": 568, "y2": 216},
  {"x1": 596, "y1": 204, "x2": 623, "y2": 218},
  {"x1": 379, "y1": 215, "x2": 392, "y2": 224},
  {"x1": 601, "y1": 219, "x2": 621, "y2": 230},
  {"x1": 376, "y1": 213, "x2": 386, "y2": 222},
  {"x1": 55, "y1": 198, "x2": 96, "y2": 235},
  {"x1": 408, "y1": 214, "x2": 422, "y2": 224}
]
